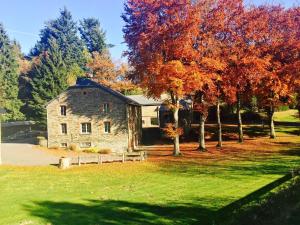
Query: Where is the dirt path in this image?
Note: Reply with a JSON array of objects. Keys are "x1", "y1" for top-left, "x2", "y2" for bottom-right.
[{"x1": 1, "y1": 138, "x2": 60, "y2": 166}]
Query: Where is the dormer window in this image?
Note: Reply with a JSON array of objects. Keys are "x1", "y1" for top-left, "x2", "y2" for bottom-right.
[{"x1": 60, "y1": 106, "x2": 66, "y2": 116}]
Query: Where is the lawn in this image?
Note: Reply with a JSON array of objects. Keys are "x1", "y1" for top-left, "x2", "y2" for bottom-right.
[
  {"x1": 274, "y1": 109, "x2": 300, "y2": 123},
  {"x1": 0, "y1": 116, "x2": 300, "y2": 225}
]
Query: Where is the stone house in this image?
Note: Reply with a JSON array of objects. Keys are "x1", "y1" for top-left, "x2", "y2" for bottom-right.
[
  {"x1": 46, "y1": 78, "x2": 142, "y2": 153},
  {"x1": 126, "y1": 95, "x2": 162, "y2": 128},
  {"x1": 127, "y1": 95, "x2": 192, "y2": 128}
]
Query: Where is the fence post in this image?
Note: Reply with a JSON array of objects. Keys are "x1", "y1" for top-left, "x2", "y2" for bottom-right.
[
  {"x1": 98, "y1": 155, "x2": 102, "y2": 164},
  {"x1": 122, "y1": 153, "x2": 125, "y2": 163},
  {"x1": 78, "y1": 156, "x2": 81, "y2": 166}
]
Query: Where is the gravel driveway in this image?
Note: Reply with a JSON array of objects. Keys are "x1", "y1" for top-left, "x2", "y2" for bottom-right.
[{"x1": 1, "y1": 138, "x2": 60, "y2": 166}]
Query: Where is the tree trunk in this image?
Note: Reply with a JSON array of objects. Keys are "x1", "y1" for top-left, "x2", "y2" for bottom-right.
[
  {"x1": 173, "y1": 100, "x2": 181, "y2": 156},
  {"x1": 268, "y1": 106, "x2": 276, "y2": 139},
  {"x1": 216, "y1": 98, "x2": 222, "y2": 148},
  {"x1": 236, "y1": 93, "x2": 244, "y2": 143},
  {"x1": 198, "y1": 114, "x2": 206, "y2": 151},
  {"x1": 198, "y1": 94, "x2": 206, "y2": 151}
]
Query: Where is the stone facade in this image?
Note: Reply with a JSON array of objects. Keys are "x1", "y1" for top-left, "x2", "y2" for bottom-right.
[{"x1": 46, "y1": 79, "x2": 142, "y2": 153}]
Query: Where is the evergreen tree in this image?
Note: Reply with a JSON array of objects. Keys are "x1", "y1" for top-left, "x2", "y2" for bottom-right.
[
  {"x1": 79, "y1": 18, "x2": 108, "y2": 53},
  {"x1": 28, "y1": 40, "x2": 68, "y2": 124},
  {"x1": 30, "y1": 7, "x2": 86, "y2": 69},
  {"x1": 0, "y1": 23, "x2": 24, "y2": 121}
]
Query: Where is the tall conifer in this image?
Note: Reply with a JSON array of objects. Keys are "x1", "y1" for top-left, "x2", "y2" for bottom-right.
[
  {"x1": 0, "y1": 23, "x2": 24, "y2": 121},
  {"x1": 28, "y1": 40, "x2": 68, "y2": 123}
]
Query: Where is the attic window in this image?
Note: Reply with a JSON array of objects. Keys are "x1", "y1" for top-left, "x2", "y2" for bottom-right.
[
  {"x1": 103, "y1": 103, "x2": 110, "y2": 113},
  {"x1": 60, "y1": 106, "x2": 66, "y2": 116}
]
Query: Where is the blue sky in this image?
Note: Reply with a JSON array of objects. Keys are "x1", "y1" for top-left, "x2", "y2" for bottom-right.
[{"x1": 0, "y1": 0, "x2": 298, "y2": 61}]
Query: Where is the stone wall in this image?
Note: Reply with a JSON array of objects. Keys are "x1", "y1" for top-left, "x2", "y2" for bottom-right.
[{"x1": 47, "y1": 87, "x2": 132, "y2": 153}]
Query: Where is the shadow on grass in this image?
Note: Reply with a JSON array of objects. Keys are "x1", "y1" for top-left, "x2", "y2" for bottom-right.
[
  {"x1": 24, "y1": 173, "x2": 298, "y2": 225},
  {"x1": 24, "y1": 200, "x2": 214, "y2": 225},
  {"x1": 215, "y1": 172, "x2": 296, "y2": 225}
]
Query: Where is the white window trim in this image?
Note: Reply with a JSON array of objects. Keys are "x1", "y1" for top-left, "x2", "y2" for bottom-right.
[
  {"x1": 80, "y1": 142, "x2": 92, "y2": 148},
  {"x1": 61, "y1": 123, "x2": 67, "y2": 135},
  {"x1": 81, "y1": 123, "x2": 92, "y2": 134},
  {"x1": 104, "y1": 121, "x2": 111, "y2": 134},
  {"x1": 103, "y1": 103, "x2": 110, "y2": 113}
]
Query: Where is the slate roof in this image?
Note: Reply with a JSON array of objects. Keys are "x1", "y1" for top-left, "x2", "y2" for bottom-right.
[
  {"x1": 46, "y1": 78, "x2": 140, "y2": 106},
  {"x1": 126, "y1": 95, "x2": 163, "y2": 106}
]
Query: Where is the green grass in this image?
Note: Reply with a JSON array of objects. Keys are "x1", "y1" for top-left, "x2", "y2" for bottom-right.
[
  {"x1": 1, "y1": 119, "x2": 300, "y2": 225},
  {"x1": 274, "y1": 109, "x2": 300, "y2": 123},
  {"x1": 1, "y1": 138, "x2": 300, "y2": 225}
]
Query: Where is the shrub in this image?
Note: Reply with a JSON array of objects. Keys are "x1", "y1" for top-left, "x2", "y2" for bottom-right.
[
  {"x1": 83, "y1": 147, "x2": 99, "y2": 153},
  {"x1": 69, "y1": 144, "x2": 79, "y2": 152},
  {"x1": 98, "y1": 148, "x2": 112, "y2": 154}
]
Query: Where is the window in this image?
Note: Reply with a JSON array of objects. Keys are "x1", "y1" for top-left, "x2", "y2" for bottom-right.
[
  {"x1": 104, "y1": 121, "x2": 111, "y2": 133},
  {"x1": 61, "y1": 123, "x2": 67, "y2": 134},
  {"x1": 60, "y1": 105, "x2": 66, "y2": 116},
  {"x1": 81, "y1": 123, "x2": 92, "y2": 134},
  {"x1": 80, "y1": 142, "x2": 91, "y2": 148},
  {"x1": 151, "y1": 117, "x2": 159, "y2": 125},
  {"x1": 142, "y1": 120, "x2": 145, "y2": 125},
  {"x1": 103, "y1": 103, "x2": 110, "y2": 113},
  {"x1": 60, "y1": 143, "x2": 67, "y2": 148}
]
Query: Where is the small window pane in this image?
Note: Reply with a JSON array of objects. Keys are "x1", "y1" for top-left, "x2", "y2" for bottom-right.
[
  {"x1": 103, "y1": 103, "x2": 110, "y2": 113},
  {"x1": 80, "y1": 142, "x2": 91, "y2": 148},
  {"x1": 60, "y1": 143, "x2": 67, "y2": 148},
  {"x1": 81, "y1": 123, "x2": 91, "y2": 134},
  {"x1": 104, "y1": 122, "x2": 111, "y2": 133},
  {"x1": 60, "y1": 106, "x2": 66, "y2": 116},
  {"x1": 61, "y1": 124, "x2": 67, "y2": 134}
]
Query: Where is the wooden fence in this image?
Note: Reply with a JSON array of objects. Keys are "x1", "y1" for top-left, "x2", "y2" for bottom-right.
[{"x1": 59, "y1": 152, "x2": 147, "y2": 169}]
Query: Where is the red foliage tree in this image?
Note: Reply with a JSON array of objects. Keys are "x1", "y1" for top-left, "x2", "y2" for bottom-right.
[{"x1": 122, "y1": 0, "x2": 203, "y2": 155}]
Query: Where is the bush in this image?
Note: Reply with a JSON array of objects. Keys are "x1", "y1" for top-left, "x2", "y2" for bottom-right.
[
  {"x1": 98, "y1": 148, "x2": 112, "y2": 154},
  {"x1": 69, "y1": 144, "x2": 79, "y2": 152},
  {"x1": 82, "y1": 147, "x2": 99, "y2": 153}
]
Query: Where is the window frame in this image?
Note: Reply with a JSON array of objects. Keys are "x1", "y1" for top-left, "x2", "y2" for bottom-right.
[
  {"x1": 104, "y1": 121, "x2": 111, "y2": 134},
  {"x1": 103, "y1": 103, "x2": 110, "y2": 113},
  {"x1": 60, "y1": 143, "x2": 67, "y2": 148},
  {"x1": 80, "y1": 142, "x2": 92, "y2": 148},
  {"x1": 81, "y1": 123, "x2": 92, "y2": 134},
  {"x1": 61, "y1": 123, "x2": 67, "y2": 135},
  {"x1": 60, "y1": 105, "x2": 67, "y2": 116}
]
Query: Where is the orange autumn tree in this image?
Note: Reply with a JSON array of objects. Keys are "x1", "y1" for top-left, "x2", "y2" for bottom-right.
[
  {"x1": 122, "y1": 0, "x2": 203, "y2": 155},
  {"x1": 194, "y1": 0, "x2": 232, "y2": 149},
  {"x1": 219, "y1": 0, "x2": 270, "y2": 143},
  {"x1": 254, "y1": 5, "x2": 296, "y2": 139},
  {"x1": 285, "y1": 7, "x2": 300, "y2": 119},
  {"x1": 87, "y1": 51, "x2": 139, "y2": 94}
]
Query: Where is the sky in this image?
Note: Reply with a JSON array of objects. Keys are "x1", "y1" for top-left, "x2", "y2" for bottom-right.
[{"x1": 0, "y1": 0, "x2": 298, "y2": 61}]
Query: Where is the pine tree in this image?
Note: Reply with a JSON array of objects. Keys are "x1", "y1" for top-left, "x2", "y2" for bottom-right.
[
  {"x1": 79, "y1": 18, "x2": 108, "y2": 53},
  {"x1": 30, "y1": 7, "x2": 86, "y2": 69},
  {"x1": 28, "y1": 40, "x2": 68, "y2": 124},
  {"x1": 0, "y1": 23, "x2": 24, "y2": 121}
]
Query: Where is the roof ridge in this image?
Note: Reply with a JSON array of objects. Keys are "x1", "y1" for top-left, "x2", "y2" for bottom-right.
[{"x1": 75, "y1": 78, "x2": 140, "y2": 105}]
